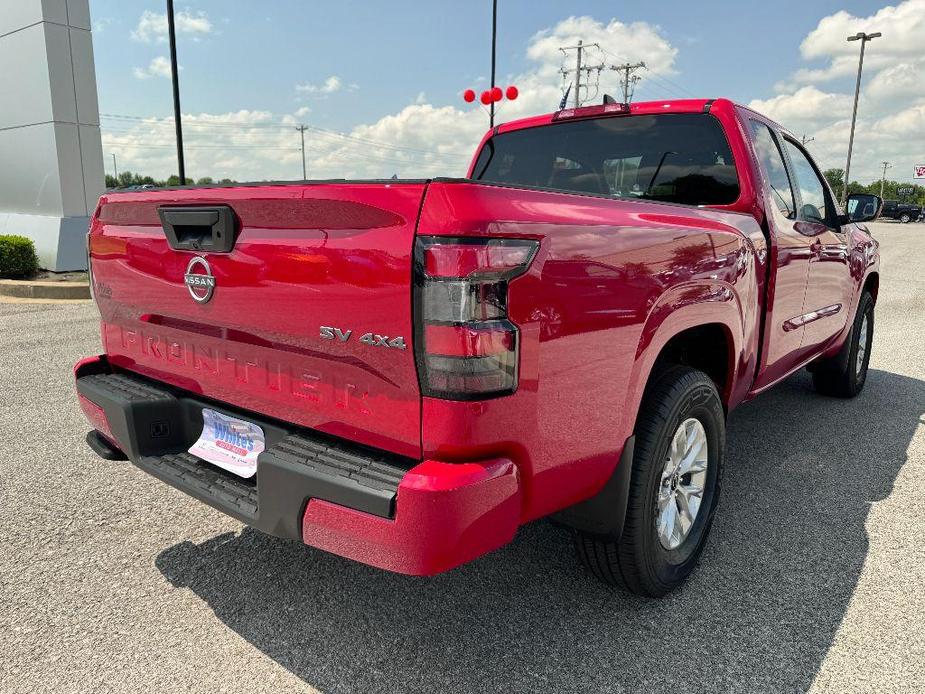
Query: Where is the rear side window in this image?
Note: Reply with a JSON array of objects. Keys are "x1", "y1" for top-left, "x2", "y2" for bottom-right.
[
  {"x1": 748, "y1": 121, "x2": 795, "y2": 219},
  {"x1": 471, "y1": 113, "x2": 739, "y2": 206}
]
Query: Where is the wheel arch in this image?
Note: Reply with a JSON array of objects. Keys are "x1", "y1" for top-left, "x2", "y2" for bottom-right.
[
  {"x1": 629, "y1": 283, "x2": 744, "y2": 422},
  {"x1": 554, "y1": 282, "x2": 745, "y2": 537}
]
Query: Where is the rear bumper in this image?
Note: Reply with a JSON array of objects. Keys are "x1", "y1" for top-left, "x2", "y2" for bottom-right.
[{"x1": 74, "y1": 355, "x2": 520, "y2": 575}]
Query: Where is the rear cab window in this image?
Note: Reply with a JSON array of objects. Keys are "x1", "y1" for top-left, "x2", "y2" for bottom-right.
[{"x1": 471, "y1": 113, "x2": 740, "y2": 207}]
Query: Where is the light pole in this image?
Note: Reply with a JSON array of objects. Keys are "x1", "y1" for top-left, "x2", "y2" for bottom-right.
[
  {"x1": 167, "y1": 0, "x2": 186, "y2": 185},
  {"x1": 296, "y1": 124, "x2": 308, "y2": 179},
  {"x1": 842, "y1": 31, "x2": 880, "y2": 206},
  {"x1": 489, "y1": 0, "x2": 497, "y2": 128}
]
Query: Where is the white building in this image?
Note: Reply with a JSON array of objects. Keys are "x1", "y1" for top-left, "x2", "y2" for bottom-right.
[{"x1": 0, "y1": 0, "x2": 104, "y2": 271}]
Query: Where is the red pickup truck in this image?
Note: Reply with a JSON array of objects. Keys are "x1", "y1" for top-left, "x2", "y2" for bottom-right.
[{"x1": 75, "y1": 98, "x2": 881, "y2": 596}]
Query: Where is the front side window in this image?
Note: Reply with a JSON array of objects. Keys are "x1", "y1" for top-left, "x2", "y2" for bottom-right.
[
  {"x1": 472, "y1": 113, "x2": 739, "y2": 206},
  {"x1": 749, "y1": 121, "x2": 795, "y2": 219},
  {"x1": 782, "y1": 140, "x2": 831, "y2": 226}
]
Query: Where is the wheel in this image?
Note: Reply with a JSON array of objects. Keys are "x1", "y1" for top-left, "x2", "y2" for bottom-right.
[
  {"x1": 573, "y1": 366, "x2": 724, "y2": 597},
  {"x1": 899, "y1": 213, "x2": 911, "y2": 223},
  {"x1": 812, "y1": 292, "x2": 874, "y2": 398}
]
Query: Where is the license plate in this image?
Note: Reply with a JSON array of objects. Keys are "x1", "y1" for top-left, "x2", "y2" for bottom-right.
[{"x1": 188, "y1": 409, "x2": 265, "y2": 479}]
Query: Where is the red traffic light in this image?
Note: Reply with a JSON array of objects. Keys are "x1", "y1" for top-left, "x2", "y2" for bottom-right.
[
  {"x1": 506, "y1": 85, "x2": 519, "y2": 101},
  {"x1": 491, "y1": 86, "x2": 503, "y2": 102},
  {"x1": 463, "y1": 89, "x2": 476, "y2": 103},
  {"x1": 480, "y1": 90, "x2": 492, "y2": 105}
]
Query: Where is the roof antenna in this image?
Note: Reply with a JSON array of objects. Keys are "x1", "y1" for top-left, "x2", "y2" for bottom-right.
[{"x1": 603, "y1": 94, "x2": 618, "y2": 104}]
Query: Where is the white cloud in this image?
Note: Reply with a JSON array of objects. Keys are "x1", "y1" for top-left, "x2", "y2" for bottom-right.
[
  {"x1": 748, "y1": 87, "x2": 853, "y2": 133},
  {"x1": 750, "y1": 0, "x2": 925, "y2": 183},
  {"x1": 131, "y1": 10, "x2": 213, "y2": 43},
  {"x1": 93, "y1": 17, "x2": 113, "y2": 34},
  {"x1": 103, "y1": 6, "x2": 925, "y2": 188},
  {"x1": 799, "y1": 1, "x2": 925, "y2": 61},
  {"x1": 132, "y1": 56, "x2": 175, "y2": 80},
  {"x1": 104, "y1": 15, "x2": 681, "y2": 181},
  {"x1": 296, "y1": 76, "x2": 344, "y2": 95},
  {"x1": 527, "y1": 15, "x2": 677, "y2": 77}
]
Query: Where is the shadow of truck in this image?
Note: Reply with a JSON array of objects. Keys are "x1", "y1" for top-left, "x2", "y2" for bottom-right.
[{"x1": 155, "y1": 368, "x2": 923, "y2": 693}]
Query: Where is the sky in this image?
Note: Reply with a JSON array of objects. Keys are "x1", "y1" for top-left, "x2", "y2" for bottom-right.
[{"x1": 89, "y1": 0, "x2": 925, "y2": 185}]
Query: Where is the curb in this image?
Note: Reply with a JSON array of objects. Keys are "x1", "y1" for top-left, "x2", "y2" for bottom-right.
[{"x1": 0, "y1": 279, "x2": 91, "y2": 300}]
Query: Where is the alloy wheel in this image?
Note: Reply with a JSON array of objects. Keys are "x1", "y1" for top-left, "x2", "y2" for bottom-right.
[{"x1": 656, "y1": 418, "x2": 709, "y2": 550}]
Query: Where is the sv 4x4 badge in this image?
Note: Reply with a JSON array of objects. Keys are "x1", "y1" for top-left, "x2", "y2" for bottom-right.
[{"x1": 320, "y1": 326, "x2": 407, "y2": 350}]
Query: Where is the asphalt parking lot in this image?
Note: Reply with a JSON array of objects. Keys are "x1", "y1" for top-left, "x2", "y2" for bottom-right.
[{"x1": 1, "y1": 220, "x2": 923, "y2": 693}]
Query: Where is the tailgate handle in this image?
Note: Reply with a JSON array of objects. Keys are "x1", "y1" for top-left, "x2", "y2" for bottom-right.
[{"x1": 158, "y1": 205, "x2": 238, "y2": 253}]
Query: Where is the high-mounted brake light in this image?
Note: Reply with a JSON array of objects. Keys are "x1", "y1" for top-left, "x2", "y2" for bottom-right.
[
  {"x1": 552, "y1": 102, "x2": 629, "y2": 121},
  {"x1": 414, "y1": 237, "x2": 538, "y2": 399}
]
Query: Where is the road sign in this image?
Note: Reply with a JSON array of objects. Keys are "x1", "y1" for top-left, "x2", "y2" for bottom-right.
[
  {"x1": 898, "y1": 186, "x2": 914, "y2": 196},
  {"x1": 915, "y1": 165, "x2": 925, "y2": 179}
]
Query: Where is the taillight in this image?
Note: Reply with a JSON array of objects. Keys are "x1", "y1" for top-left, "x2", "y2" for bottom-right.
[
  {"x1": 552, "y1": 102, "x2": 629, "y2": 121},
  {"x1": 414, "y1": 237, "x2": 538, "y2": 399}
]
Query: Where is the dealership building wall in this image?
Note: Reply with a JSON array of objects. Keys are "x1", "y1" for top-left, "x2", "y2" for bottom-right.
[{"x1": 0, "y1": 0, "x2": 103, "y2": 271}]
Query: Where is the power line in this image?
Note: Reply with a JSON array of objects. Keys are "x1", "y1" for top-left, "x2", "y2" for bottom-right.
[
  {"x1": 100, "y1": 135, "x2": 466, "y2": 167},
  {"x1": 101, "y1": 143, "x2": 299, "y2": 151},
  {"x1": 597, "y1": 47, "x2": 695, "y2": 101},
  {"x1": 99, "y1": 113, "x2": 467, "y2": 159},
  {"x1": 101, "y1": 139, "x2": 464, "y2": 170},
  {"x1": 100, "y1": 129, "x2": 469, "y2": 169}
]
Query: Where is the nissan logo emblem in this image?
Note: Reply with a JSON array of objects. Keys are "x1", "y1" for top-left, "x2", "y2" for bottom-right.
[{"x1": 184, "y1": 256, "x2": 216, "y2": 304}]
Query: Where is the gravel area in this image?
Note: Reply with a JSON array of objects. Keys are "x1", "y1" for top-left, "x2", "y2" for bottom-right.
[{"x1": 1, "y1": 221, "x2": 922, "y2": 693}]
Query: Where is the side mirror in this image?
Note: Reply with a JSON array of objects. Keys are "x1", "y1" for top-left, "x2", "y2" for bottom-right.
[{"x1": 846, "y1": 193, "x2": 883, "y2": 223}]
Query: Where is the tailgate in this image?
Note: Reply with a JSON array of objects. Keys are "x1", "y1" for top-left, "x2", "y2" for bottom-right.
[{"x1": 89, "y1": 182, "x2": 426, "y2": 459}]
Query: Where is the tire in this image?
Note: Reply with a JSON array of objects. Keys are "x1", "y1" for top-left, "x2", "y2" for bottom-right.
[
  {"x1": 574, "y1": 366, "x2": 725, "y2": 597},
  {"x1": 899, "y1": 213, "x2": 911, "y2": 224},
  {"x1": 812, "y1": 292, "x2": 874, "y2": 398}
]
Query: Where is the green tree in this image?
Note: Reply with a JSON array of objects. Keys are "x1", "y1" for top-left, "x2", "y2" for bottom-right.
[
  {"x1": 823, "y1": 168, "x2": 844, "y2": 200},
  {"x1": 196, "y1": 176, "x2": 214, "y2": 185}
]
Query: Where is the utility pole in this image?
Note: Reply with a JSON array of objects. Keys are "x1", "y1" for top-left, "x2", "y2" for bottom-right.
[
  {"x1": 610, "y1": 61, "x2": 646, "y2": 103},
  {"x1": 574, "y1": 40, "x2": 582, "y2": 108},
  {"x1": 111, "y1": 153, "x2": 118, "y2": 179},
  {"x1": 296, "y1": 125, "x2": 308, "y2": 179},
  {"x1": 801, "y1": 134, "x2": 814, "y2": 145},
  {"x1": 559, "y1": 41, "x2": 602, "y2": 108},
  {"x1": 842, "y1": 31, "x2": 881, "y2": 206},
  {"x1": 166, "y1": 0, "x2": 186, "y2": 185},
  {"x1": 880, "y1": 161, "x2": 892, "y2": 198},
  {"x1": 490, "y1": 0, "x2": 497, "y2": 127}
]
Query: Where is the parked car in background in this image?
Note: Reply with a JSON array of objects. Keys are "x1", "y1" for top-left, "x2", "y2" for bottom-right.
[
  {"x1": 881, "y1": 199, "x2": 923, "y2": 223},
  {"x1": 75, "y1": 98, "x2": 882, "y2": 597}
]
